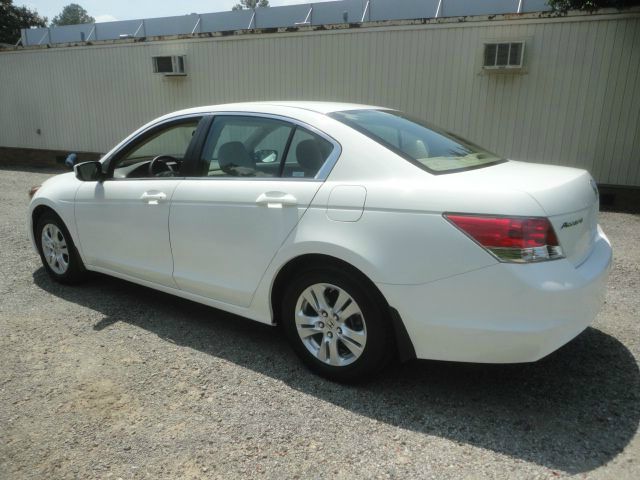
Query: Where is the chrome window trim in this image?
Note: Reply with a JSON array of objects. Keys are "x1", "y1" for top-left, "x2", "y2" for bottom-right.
[
  {"x1": 103, "y1": 177, "x2": 187, "y2": 181},
  {"x1": 177, "y1": 176, "x2": 322, "y2": 183},
  {"x1": 188, "y1": 111, "x2": 342, "y2": 182}
]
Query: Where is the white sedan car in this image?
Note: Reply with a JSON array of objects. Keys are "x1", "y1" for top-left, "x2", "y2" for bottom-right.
[{"x1": 28, "y1": 102, "x2": 612, "y2": 382}]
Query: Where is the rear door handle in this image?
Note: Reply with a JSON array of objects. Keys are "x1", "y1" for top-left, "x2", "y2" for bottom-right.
[
  {"x1": 140, "y1": 191, "x2": 167, "y2": 204},
  {"x1": 255, "y1": 191, "x2": 298, "y2": 208}
]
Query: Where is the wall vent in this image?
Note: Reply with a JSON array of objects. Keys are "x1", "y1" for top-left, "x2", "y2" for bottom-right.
[
  {"x1": 482, "y1": 42, "x2": 524, "y2": 70},
  {"x1": 152, "y1": 55, "x2": 186, "y2": 76}
]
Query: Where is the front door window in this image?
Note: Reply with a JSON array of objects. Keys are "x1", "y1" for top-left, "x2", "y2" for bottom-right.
[{"x1": 111, "y1": 119, "x2": 200, "y2": 179}]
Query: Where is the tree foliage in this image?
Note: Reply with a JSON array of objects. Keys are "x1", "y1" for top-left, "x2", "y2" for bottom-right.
[
  {"x1": 547, "y1": 0, "x2": 640, "y2": 11},
  {"x1": 0, "y1": 0, "x2": 47, "y2": 44},
  {"x1": 51, "y1": 3, "x2": 95, "y2": 26},
  {"x1": 232, "y1": 0, "x2": 270, "y2": 11}
]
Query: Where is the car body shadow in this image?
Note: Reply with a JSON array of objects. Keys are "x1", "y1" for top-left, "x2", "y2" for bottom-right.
[{"x1": 33, "y1": 268, "x2": 640, "y2": 474}]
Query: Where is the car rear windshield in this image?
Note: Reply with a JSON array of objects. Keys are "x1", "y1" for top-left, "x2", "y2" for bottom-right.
[{"x1": 329, "y1": 109, "x2": 504, "y2": 174}]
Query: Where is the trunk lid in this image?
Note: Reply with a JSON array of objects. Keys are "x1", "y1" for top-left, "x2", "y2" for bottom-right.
[{"x1": 454, "y1": 161, "x2": 600, "y2": 266}]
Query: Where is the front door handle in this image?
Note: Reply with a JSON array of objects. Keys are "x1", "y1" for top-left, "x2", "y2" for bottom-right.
[
  {"x1": 255, "y1": 191, "x2": 297, "y2": 208},
  {"x1": 140, "y1": 191, "x2": 167, "y2": 204}
]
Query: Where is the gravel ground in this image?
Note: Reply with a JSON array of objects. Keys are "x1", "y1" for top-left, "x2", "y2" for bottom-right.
[{"x1": 0, "y1": 168, "x2": 638, "y2": 479}]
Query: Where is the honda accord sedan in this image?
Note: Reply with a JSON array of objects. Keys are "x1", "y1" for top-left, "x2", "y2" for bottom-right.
[{"x1": 28, "y1": 102, "x2": 612, "y2": 382}]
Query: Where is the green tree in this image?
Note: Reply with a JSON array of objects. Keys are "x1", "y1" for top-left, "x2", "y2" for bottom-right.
[
  {"x1": 51, "y1": 3, "x2": 95, "y2": 26},
  {"x1": 0, "y1": 0, "x2": 47, "y2": 44},
  {"x1": 232, "y1": 0, "x2": 270, "y2": 11},
  {"x1": 547, "y1": 0, "x2": 640, "y2": 11}
]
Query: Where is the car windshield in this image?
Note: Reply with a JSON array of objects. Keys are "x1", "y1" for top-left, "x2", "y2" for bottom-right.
[{"x1": 329, "y1": 109, "x2": 504, "y2": 174}]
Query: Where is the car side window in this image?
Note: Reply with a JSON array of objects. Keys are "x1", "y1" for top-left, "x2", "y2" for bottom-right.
[
  {"x1": 111, "y1": 119, "x2": 200, "y2": 179},
  {"x1": 282, "y1": 128, "x2": 334, "y2": 179},
  {"x1": 199, "y1": 116, "x2": 294, "y2": 178}
]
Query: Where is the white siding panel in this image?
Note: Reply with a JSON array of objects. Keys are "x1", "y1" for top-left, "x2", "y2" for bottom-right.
[{"x1": 1, "y1": 13, "x2": 639, "y2": 185}]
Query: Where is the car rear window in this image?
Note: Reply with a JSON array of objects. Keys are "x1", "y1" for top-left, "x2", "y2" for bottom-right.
[{"x1": 329, "y1": 109, "x2": 504, "y2": 174}]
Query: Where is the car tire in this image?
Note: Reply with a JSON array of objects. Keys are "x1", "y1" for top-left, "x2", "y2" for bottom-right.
[
  {"x1": 36, "y1": 211, "x2": 86, "y2": 284},
  {"x1": 282, "y1": 266, "x2": 393, "y2": 382}
]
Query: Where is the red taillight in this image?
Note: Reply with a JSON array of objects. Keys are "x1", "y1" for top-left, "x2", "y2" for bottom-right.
[{"x1": 444, "y1": 214, "x2": 563, "y2": 263}]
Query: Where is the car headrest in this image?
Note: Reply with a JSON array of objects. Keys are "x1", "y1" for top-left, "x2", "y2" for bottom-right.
[
  {"x1": 296, "y1": 139, "x2": 325, "y2": 174},
  {"x1": 218, "y1": 142, "x2": 254, "y2": 173},
  {"x1": 403, "y1": 139, "x2": 429, "y2": 159}
]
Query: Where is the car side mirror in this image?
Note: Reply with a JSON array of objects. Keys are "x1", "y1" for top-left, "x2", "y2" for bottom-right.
[
  {"x1": 74, "y1": 161, "x2": 104, "y2": 182},
  {"x1": 255, "y1": 149, "x2": 278, "y2": 163}
]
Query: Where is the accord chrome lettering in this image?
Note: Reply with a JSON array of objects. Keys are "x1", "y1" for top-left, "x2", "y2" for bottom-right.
[{"x1": 561, "y1": 218, "x2": 584, "y2": 229}]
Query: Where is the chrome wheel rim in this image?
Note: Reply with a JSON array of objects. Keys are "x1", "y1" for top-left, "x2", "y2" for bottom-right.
[
  {"x1": 41, "y1": 223, "x2": 69, "y2": 275},
  {"x1": 295, "y1": 283, "x2": 367, "y2": 367}
]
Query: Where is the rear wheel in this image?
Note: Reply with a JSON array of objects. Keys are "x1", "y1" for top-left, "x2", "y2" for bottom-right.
[
  {"x1": 36, "y1": 211, "x2": 86, "y2": 284},
  {"x1": 282, "y1": 267, "x2": 392, "y2": 382}
]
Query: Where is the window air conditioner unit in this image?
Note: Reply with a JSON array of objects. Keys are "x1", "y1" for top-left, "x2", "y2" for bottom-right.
[
  {"x1": 482, "y1": 42, "x2": 525, "y2": 71},
  {"x1": 152, "y1": 55, "x2": 186, "y2": 76}
]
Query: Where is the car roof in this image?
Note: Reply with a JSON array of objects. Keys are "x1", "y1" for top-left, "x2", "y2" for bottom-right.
[{"x1": 167, "y1": 101, "x2": 388, "y2": 118}]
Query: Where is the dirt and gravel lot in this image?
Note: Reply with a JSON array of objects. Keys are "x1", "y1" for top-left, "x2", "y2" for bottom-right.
[{"x1": 0, "y1": 168, "x2": 638, "y2": 479}]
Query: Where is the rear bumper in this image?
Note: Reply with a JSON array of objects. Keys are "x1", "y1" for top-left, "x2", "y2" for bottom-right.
[{"x1": 378, "y1": 226, "x2": 612, "y2": 363}]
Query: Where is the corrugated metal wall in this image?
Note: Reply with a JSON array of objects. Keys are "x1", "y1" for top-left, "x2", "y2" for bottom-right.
[{"x1": 1, "y1": 12, "x2": 639, "y2": 186}]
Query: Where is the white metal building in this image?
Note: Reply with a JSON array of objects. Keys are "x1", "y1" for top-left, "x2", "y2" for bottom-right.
[{"x1": 0, "y1": 3, "x2": 639, "y2": 187}]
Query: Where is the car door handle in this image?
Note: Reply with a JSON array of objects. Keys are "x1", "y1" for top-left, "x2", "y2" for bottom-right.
[
  {"x1": 140, "y1": 191, "x2": 167, "y2": 204},
  {"x1": 255, "y1": 192, "x2": 298, "y2": 208}
]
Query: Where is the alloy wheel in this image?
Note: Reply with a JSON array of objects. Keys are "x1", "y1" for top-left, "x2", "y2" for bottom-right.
[
  {"x1": 41, "y1": 223, "x2": 69, "y2": 275},
  {"x1": 294, "y1": 283, "x2": 367, "y2": 367}
]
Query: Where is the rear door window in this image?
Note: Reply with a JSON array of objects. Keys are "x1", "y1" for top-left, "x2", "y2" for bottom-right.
[
  {"x1": 198, "y1": 115, "x2": 334, "y2": 179},
  {"x1": 199, "y1": 116, "x2": 294, "y2": 178},
  {"x1": 282, "y1": 128, "x2": 334, "y2": 179}
]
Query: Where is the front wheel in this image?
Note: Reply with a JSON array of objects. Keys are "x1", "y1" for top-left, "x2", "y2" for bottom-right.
[
  {"x1": 282, "y1": 268, "x2": 393, "y2": 382},
  {"x1": 36, "y1": 211, "x2": 86, "y2": 284}
]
